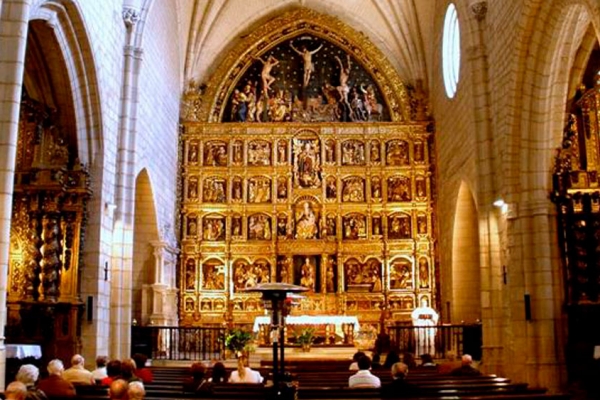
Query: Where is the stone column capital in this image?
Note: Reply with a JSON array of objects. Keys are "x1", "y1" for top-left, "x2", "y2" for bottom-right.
[
  {"x1": 122, "y1": 7, "x2": 141, "y2": 28},
  {"x1": 470, "y1": 1, "x2": 488, "y2": 21}
]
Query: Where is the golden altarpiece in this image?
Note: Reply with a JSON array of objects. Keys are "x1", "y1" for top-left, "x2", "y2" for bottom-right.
[
  {"x1": 552, "y1": 76, "x2": 600, "y2": 378},
  {"x1": 179, "y1": 10, "x2": 437, "y2": 339},
  {"x1": 5, "y1": 93, "x2": 91, "y2": 361}
]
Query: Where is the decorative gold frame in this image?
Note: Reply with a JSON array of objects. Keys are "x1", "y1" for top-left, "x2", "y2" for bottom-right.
[{"x1": 192, "y1": 8, "x2": 415, "y2": 123}]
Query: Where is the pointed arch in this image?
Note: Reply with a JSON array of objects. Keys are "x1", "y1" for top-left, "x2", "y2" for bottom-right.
[
  {"x1": 451, "y1": 181, "x2": 481, "y2": 323},
  {"x1": 29, "y1": 1, "x2": 103, "y2": 167},
  {"x1": 197, "y1": 8, "x2": 412, "y2": 122},
  {"x1": 133, "y1": 169, "x2": 160, "y2": 323}
]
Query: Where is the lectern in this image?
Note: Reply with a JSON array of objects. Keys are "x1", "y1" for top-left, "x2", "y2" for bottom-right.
[{"x1": 245, "y1": 283, "x2": 307, "y2": 399}]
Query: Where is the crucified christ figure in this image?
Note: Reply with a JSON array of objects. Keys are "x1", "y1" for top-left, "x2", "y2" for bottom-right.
[
  {"x1": 256, "y1": 55, "x2": 279, "y2": 95},
  {"x1": 290, "y1": 41, "x2": 324, "y2": 88}
]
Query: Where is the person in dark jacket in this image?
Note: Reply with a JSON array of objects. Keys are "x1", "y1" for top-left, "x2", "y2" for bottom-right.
[
  {"x1": 183, "y1": 362, "x2": 211, "y2": 393},
  {"x1": 381, "y1": 362, "x2": 419, "y2": 398},
  {"x1": 37, "y1": 360, "x2": 76, "y2": 399},
  {"x1": 450, "y1": 354, "x2": 482, "y2": 376}
]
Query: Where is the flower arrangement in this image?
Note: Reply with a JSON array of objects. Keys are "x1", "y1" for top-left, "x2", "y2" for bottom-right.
[
  {"x1": 224, "y1": 328, "x2": 253, "y2": 356},
  {"x1": 295, "y1": 327, "x2": 315, "y2": 350}
]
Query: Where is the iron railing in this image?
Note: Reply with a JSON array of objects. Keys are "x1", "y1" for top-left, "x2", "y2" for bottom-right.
[
  {"x1": 131, "y1": 322, "x2": 482, "y2": 361},
  {"x1": 131, "y1": 325, "x2": 226, "y2": 361},
  {"x1": 387, "y1": 323, "x2": 482, "y2": 359}
]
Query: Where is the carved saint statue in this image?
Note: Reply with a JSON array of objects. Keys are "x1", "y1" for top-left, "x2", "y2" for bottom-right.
[
  {"x1": 300, "y1": 257, "x2": 316, "y2": 292},
  {"x1": 295, "y1": 201, "x2": 318, "y2": 239},
  {"x1": 294, "y1": 139, "x2": 321, "y2": 188}
]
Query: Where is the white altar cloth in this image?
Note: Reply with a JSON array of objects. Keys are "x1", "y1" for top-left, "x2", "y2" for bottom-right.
[
  {"x1": 253, "y1": 315, "x2": 360, "y2": 337},
  {"x1": 6, "y1": 344, "x2": 42, "y2": 359}
]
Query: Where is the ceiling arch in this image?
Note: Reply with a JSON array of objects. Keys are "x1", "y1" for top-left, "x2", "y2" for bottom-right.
[
  {"x1": 182, "y1": 0, "x2": 433, "y2": 89},
  {"x1": 193, "y1": 8, "x2": 418, "y2": 122}
]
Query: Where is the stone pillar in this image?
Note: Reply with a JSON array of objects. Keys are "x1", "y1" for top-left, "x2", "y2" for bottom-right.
[
  {"x1": 0, "y1": 0, "x2": 32, "y2": 390},
  {"x1": 142, "y1": 241, "x2": 179, "y2": 326},
  {"x1": 110, "y1": 3, "x2": 145, "y2": 358},
  {"x1": 505, "y1": 199, "x2": 566, "y2": 392}
]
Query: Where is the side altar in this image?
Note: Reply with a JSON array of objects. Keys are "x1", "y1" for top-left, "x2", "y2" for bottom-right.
[{"x1": 177, "y1": 9, "x2": 437, "y2": 332}]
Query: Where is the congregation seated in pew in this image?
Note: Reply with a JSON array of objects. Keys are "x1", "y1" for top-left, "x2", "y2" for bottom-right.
[
  {"x1": 228, "y1": 355, "x2": 263, "y2": 384},
  {"x1": 348, "y1": 355, "x2": 381, "y2": 388}
]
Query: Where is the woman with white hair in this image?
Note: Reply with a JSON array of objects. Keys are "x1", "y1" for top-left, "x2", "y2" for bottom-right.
[
  {"x1": 128, "y1": 381, "x2": 146, "y2": 400},
  {"x1": 37, "y1": 359, "x2": 76, "y2": 398},
  {"x1": 15, "y1": 364, "x2": 48, "y2": 400}
]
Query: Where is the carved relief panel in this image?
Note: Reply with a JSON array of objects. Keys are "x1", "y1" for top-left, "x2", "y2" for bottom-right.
[
  {"x1": 202, "y1": 259, "x2": 225, "y2": 291},
  {"x1": 178, "y1": 8, "x2": 436, "y2": 326},
  {"x1": 179, "y1": 123, "x2": 436, "y2": 325},
  {"x1": 203, "y1": 141, "x2": 228, "y2": 166}
]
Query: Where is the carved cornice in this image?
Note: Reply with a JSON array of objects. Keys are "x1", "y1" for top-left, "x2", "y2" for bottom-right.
[{"x1": 192, "y1": 8, "x2": 412, "y2": 123}]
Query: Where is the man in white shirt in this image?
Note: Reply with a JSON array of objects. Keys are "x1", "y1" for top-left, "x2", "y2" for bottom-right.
[{"x1": 349, "y1": 355, "x2": 381, "y2": 388}]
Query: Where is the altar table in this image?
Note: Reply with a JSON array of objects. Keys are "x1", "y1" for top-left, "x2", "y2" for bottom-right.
[
  {"x1": 253, "y1": 315, "x2": 360, "y2": 338},
  {"x1": 6, "y1": 344, "x2": 42, "y2": 359}
]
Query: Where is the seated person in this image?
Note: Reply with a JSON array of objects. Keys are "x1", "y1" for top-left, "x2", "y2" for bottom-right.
[
  {"x1": 37, "y1": 359, "x2": 76, "y2": 398},
  {"x1": 62, "y1": 354, "x2": 94, "y2": 385},
  {"x1": 418, "y1": 353, "x2": 437, "y2": 369},
  {"x1": 348, "y1": 355, "x2": 381, "y2": 388},
  {"x1": 371, "y1": 353, "x2": 383, "y2": 369},
  {"x1": 100, "y1": 360, "x2": 122, "y2": 386},
  {"x1": 128, "y1": 381, "x2": 145, "y2": 400},
  {"x1": 228, "y1": 356, "x2": 263, "y2": 384},
  {"x1": 16, "y1": 364, "x2": 47, "y2": 400},
  {"x1": 401, "y1": 352, "x2": 417, "y2": 369},
  {"x1": 120, "y1": 359, "x2": 141, "y2": 383},
  {"x1": 450, "y1": 354, "x2": 482, "y2": 376},
  {"x1": 438, "y1": 351, "x2": 462, "y2": 374},
  {"x1": 183, "y1": 362, "x2": 211, "y2": 393},
  {"x1": 381, "y1": 362, "x2": 418, "y2": 398},
  {"x1": 5, "y1": 381, "x2": 28, "y2": 400},
  {"x1": 349, "y1": 351, "x2": 366, "y2": 371},
  {"x1": 109, "y1": 379, "x2": 128, "y2": 400},
  {"x1": 383, "y1": 350, "x2": 400, "y2": 369},
  {"x1": 92, "y1": 356, "x2": 108, "y2": 383},
  {"x1": 209, "y1": 362, "x2": 228, "y2": 383},
  {"x1": 132, "y1": 353, "x2": 153, "y2": 383}
]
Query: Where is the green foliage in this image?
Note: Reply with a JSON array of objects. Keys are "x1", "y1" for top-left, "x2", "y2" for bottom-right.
[
  {"x1": 224, "y1": 328, "x2": 253, "y2": 352},
  {"x1": 295, "y1": 327, "x2": 315, "y2": 345}
]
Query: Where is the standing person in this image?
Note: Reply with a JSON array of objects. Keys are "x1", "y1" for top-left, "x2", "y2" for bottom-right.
[
  {"x1": 37, "y1": 359, "x2": 76, "y2": 398},
  {"x1": 290, "y1": 41, "x2": 323, "y2": 88},
  {"x1": 348, "y1": 356, "x2": 381, "y2": 388},
  {"x1": 411, "y1": 298, "x2": 439, "y2": 356},
  {"x1": 228, "y1": 355, "x2": 263, "y2": 384},
  {"x1": 62, "y1": 354, "x2": 94, "y2": 385}
]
